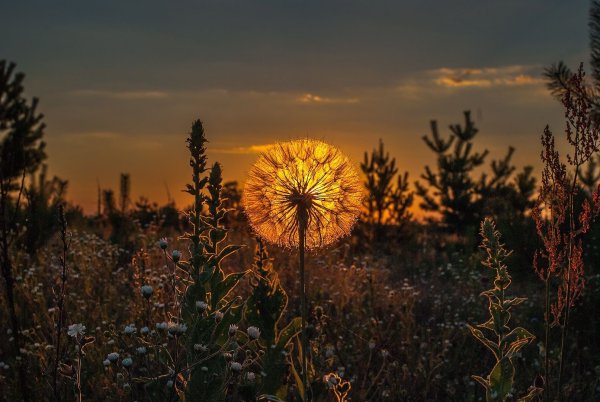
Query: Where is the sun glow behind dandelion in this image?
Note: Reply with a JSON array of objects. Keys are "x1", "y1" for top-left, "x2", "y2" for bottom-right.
[{"x1": 242, "y1": 139, "x2": 363, "y2": 249}]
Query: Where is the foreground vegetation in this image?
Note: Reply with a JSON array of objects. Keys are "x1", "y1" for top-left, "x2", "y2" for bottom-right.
[{"x1": 2, "y1": 38, "x2": 600, "y2": 402}]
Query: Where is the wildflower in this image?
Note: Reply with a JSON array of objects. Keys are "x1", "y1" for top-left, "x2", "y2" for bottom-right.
[
  {"x1": 171, "y1": 250, "x2": 181, "y2": 262},
  {"x1": 247, "y1": 326, "x2": 260, "y2": 340},
  {"x1": 228, "y1": 324, "x2": 238, "y2": 337},
  {"x1": 124, "y1": 324, "x2": 136, "y2": 335},
  {"x1": 194, "y1": 344, "x2": 208, "y2": 352},
  {"x1": 140, "y1": 326, "x2": 150, "y2": 335},
  {"x1": 246, "y1": 372, "x2": 256, "y2": 382},
  {"x1": 324, "y1": 373, "x2": 339, "y2": 387},
  {"x1": 141, "y1": 285, "x2": 153, "y2": 299},
  {"x1": 156, "y1": 322, "x2": 168, "y2": 331},
  {"x1": 230, "y1": 362, "x2": 242, "y2": 372},
  {"x1": 107, "y1": 352, "x2": 119, "y2": 362},
  {"x1": 196, "y1": 300, "x2": 208, "y2": 311},
  {"x1": 122, "y1": 357, "x2": 133, "y2": 367},
  {"x1": 215, "y1": 311, "x2": 224, "y2": 322},
  {"x1": 136, "y1": 347, "x2": 147, "y2": 355},
  {"x1": 67, "y1": 323, "x2": 86, "y2": 338},
  {"x1": 103, "y1": 359, "x2": 110, "y2": 367},
  {"x1": 166, "y1": 380, "x2": 174, "y2": 388},
  {"x1": 243, "y1": 139, "x2": 362, "y2": 249},
  {"x1": 158, "y1": 237, "x2": 168, "y2": 250},
  {"x1": 167, "y1": 322, "x2": 187, "y2": 335}
]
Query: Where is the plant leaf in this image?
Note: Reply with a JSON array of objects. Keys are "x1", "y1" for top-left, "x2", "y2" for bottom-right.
[
  {"x1": 467, "y1": 324, "x2": 500, "y2": 360},
  {"x1": 517, "y1": 386, "x2": 544, "y2": 402},
  {"x1": 488, "y1": 357, "x2": 515, "y2": 402}
]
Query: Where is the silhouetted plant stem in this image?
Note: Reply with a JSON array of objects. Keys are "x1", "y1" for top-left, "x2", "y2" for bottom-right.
[
  {"x1": 53, "y1": 204, "x2": 69, "y2": 401},
  {"x1": 544, "y1": 276, "x2": 550, "y2": 401},
  {"x1": 298, "y1": 207, "x2": 309, "y2": 402},
  {"x1": 0, "y1": 170, "x2": 30, "y2": 402},
  {"x1": 558, "y1": 167, "x2": 581, "y2": 400}
]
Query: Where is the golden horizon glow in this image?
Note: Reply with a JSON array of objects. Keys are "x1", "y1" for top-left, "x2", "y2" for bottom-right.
[{"x1": 242, "y1": 139, "x2": 363, "y2": 249}]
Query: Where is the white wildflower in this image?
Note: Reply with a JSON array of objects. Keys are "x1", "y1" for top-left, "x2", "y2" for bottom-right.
[
  {"x1": 67, "y1": 323, "x2": 86, "y2": 338},
  {"x1": 247, "y1": 326, "x2": 260, "y2": 340}
]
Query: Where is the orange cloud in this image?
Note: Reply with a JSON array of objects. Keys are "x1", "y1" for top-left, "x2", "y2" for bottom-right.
[
  {"x1": 211, "y1": 144, "x2": 277, "y2": 154},
  {"x1": 70, "y1": 89, "x2": 169, "y2": 99},
  {"x1": 432, "y1": 65, "x2": 545, "y2": 88},
  {"x1": 297, "y1": 93, "x2": 359, "y2": 104}
]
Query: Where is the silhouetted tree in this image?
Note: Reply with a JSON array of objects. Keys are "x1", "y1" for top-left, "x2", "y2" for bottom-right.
[
  {"x1": 119, "y1": 173, "x2": 130, "y2": 213},
  {"x1": 24, "y1": 164, "x2": 68, "y2": 254},
  {"x1": 0, "y1": 60, "x2": 45, "y2": 402},
  {"x1": 545, "y1": 1, "x2": 600, "y2": 122},
  {"x1": 415, "y1": 111, "x2": 488, "y2": 232},
  {"x1": 389, "y1": 171, "x2": 414, "y2": 230},
  {"x1": 578, "y1": 155, "x2": 600, "y2": 197},
  {"x1": 361, "y1": 139, "x2": 413, "y2": 240},
  {"x1": 103, "y1": 189, "x2": 116, "y2": 215}
]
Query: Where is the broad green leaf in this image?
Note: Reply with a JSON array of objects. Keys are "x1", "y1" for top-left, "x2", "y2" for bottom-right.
[
  {"x1": 488, "y1": 357, "x2": 514, "y2": 402},
  {"x1": 503, "y1": 297, "x2": 527, "y2": 310},
  {"x1": 258, "y1": 395, "x2": 285, "y2": 402},
  {"x1": 468, "y1": 324, "x2": 500, "y2": 360},
  {"x1": 472, "y1": 375, "x2": 490, "y2": 390},
  {"x1": 215, "y1": 244, "x2": 243, "y2": 265},
  {"x1": 289, "y1": 348, "x2": 305, "y2": 402},
  {"x1": 489, "y1": 301, "x2": 510, "y2": 334},
  {"x1": 277, "y1": 317, "x2": 302, "y2": 350},
  {"x1": 211, "y1": 271, "x2": 248, "y2": 309},
  {"x1": 477, "y1": 318, "x2": 496, "y2": 332},
  {"x1": 502, "y1": 327, "x2": 534, "y2": 357},
  {"x1": 517, "y1": 386, "x2": 543, "y2": 402}
]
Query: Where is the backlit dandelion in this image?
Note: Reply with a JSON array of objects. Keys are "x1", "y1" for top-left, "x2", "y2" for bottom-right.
[
  {"x1": 243, "y1": 139, "x2": 362, "y2": 401},
  {"x1": 242, "y1": 139, "x2": 363, "y2": 249}
]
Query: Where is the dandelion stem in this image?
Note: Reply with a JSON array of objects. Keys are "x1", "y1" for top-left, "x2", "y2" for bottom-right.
[{"x1": 298, "y1": 208, "x2": 309, "y2": 402}]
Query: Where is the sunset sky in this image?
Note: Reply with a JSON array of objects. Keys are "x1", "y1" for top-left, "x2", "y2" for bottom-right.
[{"x1": 0, "y1": 1, "x2": 590, "y2": 212}]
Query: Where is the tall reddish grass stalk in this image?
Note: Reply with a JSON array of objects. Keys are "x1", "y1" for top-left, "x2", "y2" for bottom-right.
[{"x1": 533, "y1": 64, "x2": 600, "y2": 400}]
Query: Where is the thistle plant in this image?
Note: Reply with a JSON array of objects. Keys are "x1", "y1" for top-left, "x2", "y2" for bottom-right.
[
  {"x1": 176, "y1": 120, "x2": 248, "y2": 400},
  {"x1": 243, "y1": 139, "x2": 362, "y2": 401},
  {"x1": 468, "y1": 218, "x2": 542, "y2": 402}
]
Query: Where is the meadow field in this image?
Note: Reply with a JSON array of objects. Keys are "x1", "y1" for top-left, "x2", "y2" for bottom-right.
[
  {"x1": 1, "y1": 59, "x2": 600, "y2": 402},
  {"x1": 2, "y1": 3, "x2": 600, "y2": 401}
]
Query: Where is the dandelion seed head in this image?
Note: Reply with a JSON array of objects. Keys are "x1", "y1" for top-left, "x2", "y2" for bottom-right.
[{"x1": 243, "y1": 139, "x2": 363, "y2": 249}]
